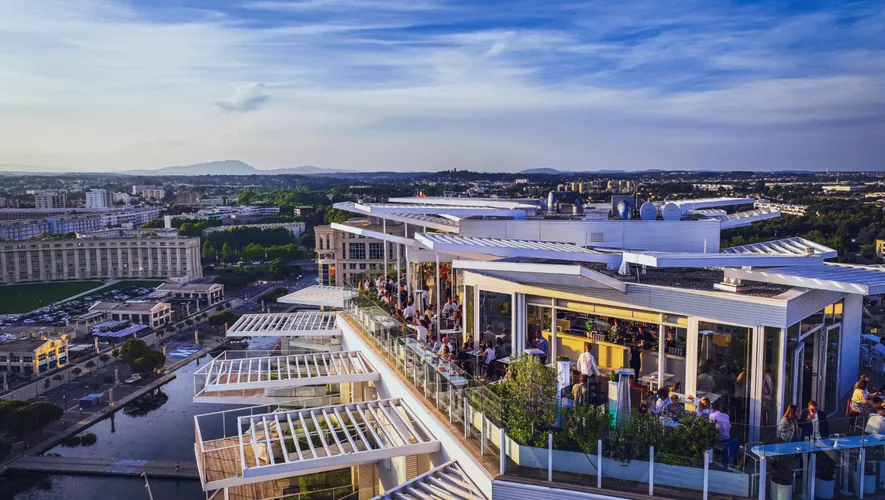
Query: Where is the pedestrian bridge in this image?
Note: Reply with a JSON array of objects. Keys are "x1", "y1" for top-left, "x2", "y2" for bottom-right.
[{"x1": 9, "y1": 456, "x2": 198, "y2": 479}]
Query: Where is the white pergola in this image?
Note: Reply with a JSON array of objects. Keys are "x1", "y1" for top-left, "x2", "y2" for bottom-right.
[
  {"x1": 354, "y1": 202, "x2": 524, "y2": 218},
  {"x1": 372, "y1": 460, "x2": 488, "y2": 500},
  {"x1": 226, "y1": 312, "x2": 339, "y2": 337},
  {"x1": 334, "y1": 202, "x2": 459, "y2": 233},
  {"x1": 415, "y1": 233, "x2": 620, "y2": 265},
  {"x1": 720, "y1": 208, "x2": 781, "y2": 229},
  {"x1": 670, "y1": 197, "x2": 754, "y2": 215},
  {"x1": 387, "y1": 196, "x2": 539, "y2": 211},
  {"x1": 620, "y1": 251, "x2": 824, "y2": 268},
  {"x1": 725, "y1": 263, "x2": 885, "y2": 295},
  {"x1": 720, "y1": 237, "x2": 837, "y2": 259},
  {"x1": 197, "y1": 399, "x2": 439, "y2": 489},
  {"x1": 195, "y1": 351, "x2": 380, "y2": 395},
  {"x1": 278, "y1": 286, "x2": 355, "y2": 308}
]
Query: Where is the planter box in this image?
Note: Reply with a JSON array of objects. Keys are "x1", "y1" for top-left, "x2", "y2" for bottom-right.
[
  {"x1": 769, "y1": 481, "x2": 792, "y2": 500},
  {"x1": 815, "y1": 478, "x2": 835, "y2": 499},
  {"x1": 467, "y1": 407, "x2": 749, "y2": 496}
]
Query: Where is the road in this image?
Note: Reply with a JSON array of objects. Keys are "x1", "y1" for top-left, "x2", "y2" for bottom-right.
[{"x1": 29, "y1": 270, "x2": 317, "y2": 413}]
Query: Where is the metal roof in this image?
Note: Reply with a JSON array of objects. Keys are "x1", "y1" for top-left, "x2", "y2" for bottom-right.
[
  {"x1": 194, "y1": 351, "x2": 379, "y2": 398},
  {"x1": 330, "y1": 222, "x2": 417, "y2": 247},
  {"x1": 456, "y1": 260, "x2": 627, "y2": 293},
  {"x1": 621, "y1": 251, "x2": 824, "y2": 268},
  {"x1": 354, "y1": 203, "x2": 522, "y2": 218},
  {"x1": 670, "y1": 197, "x2": 755, "y2": 215},
  {"x1": 333, "y1": 202, "x2": 459, "y2": 233},
  {"x1": 415, "y1": 233, "x2": 620, "y2": 265},
  {"x1": 719, "y1": 208, "x2": 780, "y2": 229},
  {"x1": 278, "y1": 286, "x2": 355, "y2": 308},
  {"x1": 388, "y1": 196, "x2": 539, "y2": 210},
  {"x1": 372, "y1": 460, "x2": 487, "y2": 500},
  {"x1": 196, "y1": 399, "x2": 439, "y2": 489},
  {"x1": 226, "y1": 312, "x2": 339, "y2": 337},
  {"x1": 724, "y1": 263, "x2": 885, "y2": 295},
  {"x1": 721, "y1": 237, "x2": 837, "y2": 259}
]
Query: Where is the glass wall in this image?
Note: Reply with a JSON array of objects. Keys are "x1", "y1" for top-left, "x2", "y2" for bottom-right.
[
  {"x1": 761, "y1": 327, "x2": 781, "y2": 431},
  {"x1": 478, "y1": 290, "x2": 511, "y2": 345},
  {"x1": 465, "y1": 285, "x2": 475, "y2": 339},
  {"x1": 527, "y1": 304, "x2": 554, "y2": 347},
  {"x1": 696, "y1": 321, "x2": 753, "y2": 438}
]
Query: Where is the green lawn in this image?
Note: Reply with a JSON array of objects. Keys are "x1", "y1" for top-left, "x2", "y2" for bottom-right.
[{"x1": 0, "y1": 279, "x2": 165, "y2": 314}]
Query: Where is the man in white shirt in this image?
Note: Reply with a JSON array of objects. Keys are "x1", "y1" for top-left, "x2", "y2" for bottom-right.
[
  {"x1": 403, "y1": 300, "x2": 415, "y2": 320},
  {"x1": 577, "y1": 343, "x2": 601, "y2": 377},
  {"x1": 416, "y1": 319, "x2": 428, "y2": 343},
  {"x1": 442, "y1": 297, "x2": 457, "y2": 316},
  {"x1": 866, "y1": 408, "x2": 885, "y2": 435}
]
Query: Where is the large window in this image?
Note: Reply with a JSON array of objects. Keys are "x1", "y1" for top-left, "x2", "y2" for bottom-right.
[
  {"x1": 479, "y1": 291, "x2": 511, "y2": 345},
  {"x1": 762, "y1": 326, "x2": 782, "y2": 436},
  {"x1": 349, "y1": 243, "x2": 365, "y2": 260},
  {"x1": 369, "y1": 242, "x2": 384, "y2": 260},
  {"x1": 697, "y1": 321, "x2": 753, "y2": 440}
]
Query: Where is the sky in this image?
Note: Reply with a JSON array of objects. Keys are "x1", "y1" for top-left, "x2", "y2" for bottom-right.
[{"x1": 1, "y1": 0, "x2": 884, "y2": 173}]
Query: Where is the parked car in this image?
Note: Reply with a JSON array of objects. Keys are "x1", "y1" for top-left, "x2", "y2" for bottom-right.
[{"x1": 124, "y1": 374, "x2": 142, "y2": 384}]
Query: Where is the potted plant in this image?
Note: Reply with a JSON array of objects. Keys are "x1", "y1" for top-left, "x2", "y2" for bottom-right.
[
  {"x1": 769, "y1": 454, "x2": 793, "y2": 500},
  {"x1": 815, "y1": 453, "x2": 836, "y2": 499}
]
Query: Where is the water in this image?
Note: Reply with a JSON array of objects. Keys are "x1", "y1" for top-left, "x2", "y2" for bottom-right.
[{"x1": 10, "y1": 340, "x2": 275, "y2": 500}]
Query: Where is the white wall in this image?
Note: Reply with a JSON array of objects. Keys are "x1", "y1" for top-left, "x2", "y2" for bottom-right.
[{"x1": 457, "y1": 219, "x2": 721, "y2": 253}]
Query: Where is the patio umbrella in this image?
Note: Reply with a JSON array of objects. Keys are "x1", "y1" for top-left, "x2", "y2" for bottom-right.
[{"x1": 614, "y1": 369, "x2": 634, "y2": 424}]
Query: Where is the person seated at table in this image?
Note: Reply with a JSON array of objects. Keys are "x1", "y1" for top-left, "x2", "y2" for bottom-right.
[
  {"x1": 403, "y1": 298, "x2": 415, "y2": 319},
  {"x1": 572, "y1": 375, "x2": 591, "y2": 406},
  {"x1": 494, "y1": 337, "x2": 507, "y2": 359},
  {"x1": 667, "y1": 393, "x2": 683, "y2": 419},
  {"x1": 709, "y1": 399, "x2": 735, "y2": 467},
  {"x1": 442, "y1": 297, "x2": 457, "y2": 317},
  {"x1": 439, "y1": 334, "x2": 454, "y2": 354},
  {"x1": 851, "y1": 379, "x2": 877, "y2": 416},
  {"x1": 481, "y1": 341, "x2": 496, "y2": 379},
  {"x1": 777, "y1": 404, "x2": 799, "y2": 443},
  {"x1": 650, "y1": 387, "x2": 672, "y2": 416},
  {"x1": 415, "y1": 318, "x2": 429, "y2": 343},
  {"x1": 865, "y1": 407, "x2": 885, "y2": 435},
  {"x1": 799, "y1": 400, "x2": 829, "y2": 440},
  {"x1": 696, "y1": 396, "x2": 712, "y2": 417},
  {"x1": 461, "y1": 334, "x2": 475, "y2": 353},
  {"x1": 439, "y1": 344, "x2": 453, "y2": 361},
  {"x1": 429, "y1": 334, "x2": 442, "y2": 352},
  {"x1": 451, "y1": 310, "x2": 462, "y2": 330},
  {"x1": 534, "y1": 331, "x2": 549, "y2": 363}
]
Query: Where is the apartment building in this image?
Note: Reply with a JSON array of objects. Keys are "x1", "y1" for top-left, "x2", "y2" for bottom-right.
[
  {"x1": 85, "y1": 189, "x2": 113, "y2": 209},
  {"x1": 0, "y1": 235, "x2": 201, "y2": 283},
  {"x1": 140, "y1": 188, "x2": 165, "y2": 200},
  {"x1": 34, "y1": 190, "x2": 67, "y2": 209},
  {"x1": 0, "y1": 208, "x2": 163, "y2": 241},
  {"x1": 175, "y1": 191, "x2": 201, "y2": 205},
  {"x1": 314, "y1": 219, "x2": 405, "y2": 286}
]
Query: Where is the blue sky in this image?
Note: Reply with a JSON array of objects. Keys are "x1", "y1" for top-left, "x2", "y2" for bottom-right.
[{"x1": 0, "y1": 0, "x2": 883, "y2": 172}]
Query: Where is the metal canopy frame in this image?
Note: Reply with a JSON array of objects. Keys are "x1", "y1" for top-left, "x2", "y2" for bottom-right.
[
  {"x1": 372, "y1": 460, "x2": 488, "y2": 500},
  {"x1": 725, "y1": 264, "x2": 885, "y2": 295},
  {"x1": 195, "y1": 350, "x2": 380, "y2": 394},
  {"x1": 455, "y1": 260, "x2": 627, "y2": 293},
  {"x1": 621, "y1": 251, "x2": 824, "y2": 268},
  {"x1": 197, "y1": 399, "x2": 439, "y2": 488},
  {"x1": 354, "y1": 203, "x2": 522, "y2": 218},
  {"x1": 333, "y1": 202, "x2": 459, "y2": 233},
  {"x1": 416, "y1": 233, "x2": 620, "y2": 265},
  {"x1": 278, "y1": 286, "x2": 355, "y2": 308},
  {"x1": 720, "y1": 237, "x2": 837, "y2": 259},
  {"x1": 720, "y1": 208, "x2": 780, "y2": 229},
  {"x1": 330, "y1": 222, "x2": 418, "y2": 247},
  {"x1": 387, "y1": 196, "x2": 538, "y2": 210},
  {"x1": 670, "y1": 197, "x2": 755, "y2": 215},
  {"x1": 226, "y1": 312, "x2": 339, "y2": 337}
]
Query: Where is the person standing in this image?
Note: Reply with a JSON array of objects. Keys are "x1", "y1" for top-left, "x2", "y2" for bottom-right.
[
  {"x1": 629, "y1": 337, "x2": 642, "y2": 377},
  {"x1": 577, "y1": 343, "x2": 601, "y2": 377},
  {"x1": 572, "y1": 375, "x2": 591, "y2": 406}
]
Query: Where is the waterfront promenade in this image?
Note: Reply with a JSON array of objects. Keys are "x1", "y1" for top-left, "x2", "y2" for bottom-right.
[{"x1": 8, "y1": 456, "x2": 199, "y2": 479}]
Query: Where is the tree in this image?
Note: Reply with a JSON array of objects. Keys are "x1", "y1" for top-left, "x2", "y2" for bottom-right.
[
  {"x1": 202, "y1": 240, "x2": 217, "y2": 262},
  {"x1": 111, "y1": 348, "x2": 120, "y2": 358},
  {"x1": 120, "y1": 338, "x2": 152, "y2": 362},
  {"x1": 71, "y1": 367, "x2": 82, "y2": 378},
  {"x1": 0, "y1": 400, "x2": 28, "y2": 431},
  {"x1": 30, "y1": 402, "x2": 64, "y2": 435},
  {"x1": 208, "y1": 311, "x2": 240, "y2": 332},
  {"x1": 84, "y1": 360, "x2": 96, "y2": 369},
  {"x1": 501, "y1": 355, "x2": 558, "y2": 446},
  {"x1": 221, "y1": 242, "x2": 235, "y2": 263},
  {"x1": 99, "y1": 354, "x2": 110, "y2": 362},
  {"x1": 269, "y1": 258, "x2": 287, "y2": 279}
]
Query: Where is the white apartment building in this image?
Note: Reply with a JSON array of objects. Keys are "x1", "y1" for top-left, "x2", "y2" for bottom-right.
[
  {"x1": 0, "y1": 208, "x2": 162, "y2": 241},
  {"x1": 0, "y1": 235, "x2": 201, "y2": 283},
  {"x1": 34, "y1": 190, "x2": 67, "y2": 209},
  {"x1": 192, "y1": 195, "x2": 885, "y2": 500},
  {"x1": 140, "y1": 188, "x2": 166, "y2": 200},
  {"x1": 85, "y1": 189, "x2": 113, "y2": 209}
]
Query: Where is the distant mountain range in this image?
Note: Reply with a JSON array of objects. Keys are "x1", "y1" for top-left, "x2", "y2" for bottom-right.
[{"x1": 121, "y1": 160, "x2": 352, "y2": 176}]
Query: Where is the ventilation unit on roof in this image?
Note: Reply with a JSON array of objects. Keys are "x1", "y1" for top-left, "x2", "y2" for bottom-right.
[{"x1": 713, "y1": 276, "x2": 745, "y2": 293}]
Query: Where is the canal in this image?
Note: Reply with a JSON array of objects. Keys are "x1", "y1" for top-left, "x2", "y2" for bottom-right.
[{"x1": 9, "y1": 346, "x2": 260, "y2": 500}]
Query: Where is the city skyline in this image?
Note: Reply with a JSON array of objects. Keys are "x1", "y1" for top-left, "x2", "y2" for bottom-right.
[{"x1": 2, "y1": 0, "x2": 884, "y2": 173}]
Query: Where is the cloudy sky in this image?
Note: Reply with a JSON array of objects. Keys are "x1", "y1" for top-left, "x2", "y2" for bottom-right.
[{"x1": 1, "y1": 0, "x2": 883, "y2": 172}]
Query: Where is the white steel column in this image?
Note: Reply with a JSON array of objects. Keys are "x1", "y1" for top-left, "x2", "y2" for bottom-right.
[
  {"x1": 550, "y1": 299, "x2": 558, "y2": 362},
  {"x1": 511, "y1": 293, "x2": 518, "y2": 356},
  {"x1": 776, "y1": 327, "x2": 786, "y2": 420},
  {"x1": 658, "y1": 323, "x2": 666, "y2": 391},
  {"x1": 405, "y1": 223, "x2": 411, "y2": 298},
  {"x1": 435, "y1": 252, "x2": 441, "y2": 334},
  {"x1": 396, "y1": 242, "x2": 402, "y2": 309},
  {"x1": 685, "y1": 317, "x2": 699, "y2": 395},
  {"x1": 473, "y1": 286, "x2": 480, "y2": 346},
  {"x1": 749, "y1": 325, "x2": 765, "y2": 442},
  {"x1": 383, "y1": 219, "x2": 388, "y2": 280}
]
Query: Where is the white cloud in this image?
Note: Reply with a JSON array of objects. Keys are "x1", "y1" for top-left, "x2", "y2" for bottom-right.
[
  {"x1": 0, "y1": 0, "x2": 882, "y2": 172},
  {"x1": 216, "y1": 83, "x2": 271, "y2": 112}
]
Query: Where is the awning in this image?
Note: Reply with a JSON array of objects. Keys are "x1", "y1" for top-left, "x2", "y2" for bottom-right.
[
  {"x1": 725, "y1": 263, "x2": 885, "y2": 295},
  {"x1": 372, "y1": 460, "x2": 488, "y2": 500},
  {"x1": 720, "y1": 208, "x2": 781, "y2": 229},
  {"x1": 416, "y1": 234, "x2": 620, "y2": 266},
  {"x1": 226, "y1": 312, "x2": 339, "y2": 337},
  {"x1": 278, "y1": 286, "x2": 355, "y2": 308}
]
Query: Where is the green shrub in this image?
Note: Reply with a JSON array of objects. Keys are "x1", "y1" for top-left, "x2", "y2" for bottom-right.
[
  {"x1": 60, "y1": 436, "x2": 81, "y2": 447},
  {"x1": 80, "y1": 433, "x2": 97, "y2": 446}
]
